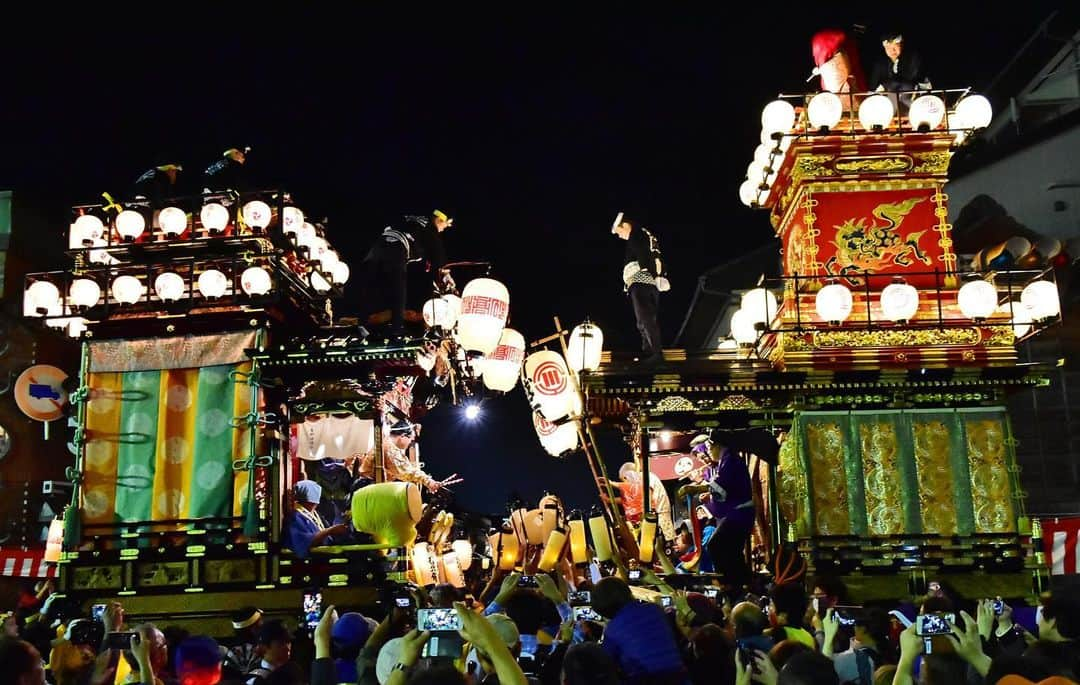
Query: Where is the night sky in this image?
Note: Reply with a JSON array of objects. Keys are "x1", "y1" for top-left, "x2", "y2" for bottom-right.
[{"x1": 0, "y1": 8, "x2": 1063, "y2": 515}]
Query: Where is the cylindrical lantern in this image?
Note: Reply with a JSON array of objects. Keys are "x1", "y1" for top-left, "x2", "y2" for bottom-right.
[
  {"x1": 440, "y1": 553, "x2": 465, "y2": 588},
  {"x1": 858, "y1": 94, "x2": 895, "y2": 131},
  {"x1": 729, "y1": 309, "x2": 758, "y2": 345},
  {"x1": 953, "y1": 94, "x2": 993, "y2": 129},
  {"x1": 807, "y1": 91, "x2": 844, "y2": 130},
  {"x1": 566, "y1": 321, "x2": 604, "y2": 372},
  {"x1": 538, "y1": 526, "x2": 567, "y2": 573},
  {"x1": 115, "y1": 210, "x2": 146, "y2": 241},
  {"x1": 909, "y1": 94, "x2": 946, "y2": 131},
  {"x1": 957, "y1": 280, "x2": 998, "y2": 320},
  {"x1": 200, "y1": 203, "x2": 230, "y2": 233},
  {"x1": 24, "y1": 281, "x2": 61, "y2": 317},
  {"x1": 111, "y1": 275, "x2": 145, "y2": 305},
  {"x1": 738, "y1": 179, "x2": 759, "y2": 207},
  {"x1": 69, "y1": 279, "x2": 101, "y2": 310},
  {"x1": 158, "y1": 206, "x2": 188, "y2": 236},
  {"x1": 588, "y1": 508, "x2": 614, "y2": 563},
  {"x1": 412, "y1": 542, "x2": 438, "y2": 586},
  {"x1": 524, "y1": 350, "x2": 576, "y2": 423},
  {"x1": 568, "y1": 515, "x2": 588, "y2": 565},
  {"x1": 540, "y1": 501, "x2": 561, "y2": 541},
  {"x1": 452, "y1": 539, "x2": 473, "y2": 571},
  {"x1": 740, "y1": 288, "x2": 778, "y2": 327},
  {"x1": 639, "y1": 512, "x2": 658, "y2": 564},
  {"x1": 488, "y1": 528, "x2": 520, "y2": 572},
  {"x1": 283, "y1": 206, "x2": 304, "y2": 235},
  {"x1": 154, "y1": 272, "x2": 186, "y2": 302},
  {"x1": 44, "y1": 518, "x2": 64, "y2": 563},
  {"x1": 523, "y1": 508, "x2": 545, "y2": 546},
  {"x1": 761, "y1": 99, "x2": 796, "y2": 135},
  {"x1": 508, "y1": 508, "x2": 531, "y2": 549},
  {"x1": 880, "y1": 280, "x2": 920, "y2": 322},
  {"x1": 197, "y1": 269, "x2": 229, "y2": 298},
  {"x1": 241, "y1": 266, "x2": 272, "y2": 296},
  {"x1": 483, "y1": 328, "x2": 526, "y2": 393},
  {"x1": 533, "y1": 412, "x2": 579, "y2": 457},
  {"x1": 71, "y1": 214, "x2": 104, "y2": 247},
  {"x1": 1020, "y1": 280, "x2": 1060, "y2": 320},
  {"x1": 241, "y1": 200, "x2": 272, "y2": 230},
  {"x1": 457, "y1": 278, "x2": 510, "y2": 354},
  {"x1": 815, "y1": 282, "x2": 853, "y2": 323}
]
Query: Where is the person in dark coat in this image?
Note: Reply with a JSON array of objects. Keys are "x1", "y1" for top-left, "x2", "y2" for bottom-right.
[
  {"x1": 611, "y1": 212, "x2": 670, "y2": 365},
  {"x1": 868, "y1": 32, "x2": 928, "y2": 94}
]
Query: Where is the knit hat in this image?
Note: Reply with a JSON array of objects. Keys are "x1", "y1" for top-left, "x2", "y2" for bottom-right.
[{"x1": 331, "y1": 612, "x2": 373, "y2": 652}]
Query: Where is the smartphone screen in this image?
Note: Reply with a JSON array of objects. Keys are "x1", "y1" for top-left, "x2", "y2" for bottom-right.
[
  {"x1": 660, "y1": 595, "x2": 673, "y2": 608},
  {"x1": 417, "y1": 608, "x2": 463, "y2": 632},
  {"x1": 569, "y1": 590, "x2": 591, "y2": 606},
  {"x1": 628, "y1": 569, "x2": 642, "y2": 582},
  {"x1": 916, "y1": 612, "x2": 955, "y2": 636},
  {"x1": 92, "y1": 604, "x2": 106, "y2": 622},
  {"x1": 303, "y1": 591, "x2": 323, "y2": 629},
  {"x1": 395, "y1": 597, "x2": 413, "y2": 608},
  {"x1": 573, "y1": 606, "x2": 602, "y2": 622},
  {"x1": 704, "y1": 587, "x2": 719, "y2": 600}
]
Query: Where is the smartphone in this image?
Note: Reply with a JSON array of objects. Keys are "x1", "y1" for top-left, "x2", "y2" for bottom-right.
[
  {"x1": 517, "y1": 575, "x2": 539, "y2": 588},
  {"x1": 833, "y1": 605, "x2": 864, "y2": 627},
  {"x1": 704, "y1": 587, "x2": 719, "y2": 600},
  {"x1": 660, "y1": 595, "x2": 673, "y2": 609},
  {"x1": 992, "y1": 599, "x2": 1004, "y2": 616},
  {"x1": 569, "y1": 590, "x2": 591, "y2": 606},
  {"x1": 303, "y1": 591, "x2": 323, "y2": 630},
  {"x1": 916, "y1": 612, "x2": 955, "y2": 636},
  {"x1": 91, "y1": 604, "x2": 106, "y2": 622},
  {"x1": 573, "y1": 606, "x2": 603, "y2": 622},
  {"x1": 417, "y1": 607, "x2": 463, "y2": 632},
  {"x1": 628, "y1": 569, "x2": 642, "y2": 582},
  {"x1": 105, "y1": 631, "x2": 138, "y2": 650},
  {"x1": 395, "y1": 596, "x2": 414, "y2": 608}
]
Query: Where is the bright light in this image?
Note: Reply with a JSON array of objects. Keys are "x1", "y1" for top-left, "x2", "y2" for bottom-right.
[
  {"x1": 816, "y1": 282, "x2": 854, "y2": 323},
  {"x1": 116, "y1": 210, "x2": 146, "y2": 240},
  {"x1": 909, "y1": 94, "x2": 946, "y2": 131},
  {"x1": 807, "y1": 91, "x2": 844, "y2": 130},
  {"x1": 858, "y1": 94, "x2": 895, "y2": 131},
  {"x1": 761, "y1": 100, "x2": 796, "y2": 135},
  {"x1": 953, "y1": 94, "x2": 993, "y2": 129},
  {"x1": 200, "y1": 203, "x2": 230, "y2": 233},
  {"x1": 659, "y1": 430, "x2": 672, "y2": 442},
  {"x1": 464, "y1": 404, "x2": 481, "y2": 421},
  {"x1": 159, "y1": 207, "x2": 188, "y2": 236}
]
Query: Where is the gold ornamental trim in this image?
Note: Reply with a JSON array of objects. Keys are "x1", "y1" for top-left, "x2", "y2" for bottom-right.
[
  {"x1": 655, "y1": 395, "x2": 696, "y2": 412},
  {"x1": 717, "y1": 394, "x2": 759, "y2": 410},
  {"x1": 913, "y1": 151, "x2": 952, "y2": 175},
  {"x1": 986, "y1": 326, "x2": 1017, "y2": 347},
  {"x1": 812, "y1": 327, "x2": 981, "y2": 349},
  {"x1": 795, "y1": 154, "x2": 836, "y2": 179},
  {"x1": 834, "y1": 156, "x2": 913, "y2": 174}
]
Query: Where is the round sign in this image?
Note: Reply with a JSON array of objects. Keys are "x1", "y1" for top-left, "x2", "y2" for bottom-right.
[{"x1": 14, "y1": 365, "x2": 70, "y2": 422}]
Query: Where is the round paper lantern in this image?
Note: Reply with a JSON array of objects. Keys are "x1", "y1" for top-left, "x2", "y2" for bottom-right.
[
  {"x1": 330, "y1": 261, "x2": 350, "y2": 285},
  {"x1": 111, "y1": 275, "x2": 145, "y2": 305},
  {"x1": 729, "y1": 308, "x2": 758, "y2": 345},
  {"x1": 241, "y1": 200, "x2": 272, "y2": 230},
  {"x1": 296, "y1": 222, "x2": 318, "y2": 249},
  {"x1": 483, "y1": 328, "x2": 525, "y2": 392},
  {"x1": 998, "y1": 301, "x2": 1032, "y2": 338},
  {"x1": 753, "y1": 144, "x2": 775, "y2": 169},
  {"x1": 760, "y1": 127, "x2": 792, "y2": 151},
  {"x1": 741, "y1": 288, "x2": 778, "y2": 327},
  {"x1": 533, "y1": 412, "x2": 579, "y2": 457},
  {"x1": 524, "y1": 350, "x2": 576, "y2": 422},
  {"x1": 310, "y1": 270, "x2": 332, "y2": 293},
  {"x1": 69, "y1": 278, "x2": 101, "y2": 309},
  {"x1": 567, "y1": 322, "x2": 604, "y2": 372},
  {"x1": 816, "y1": 282, "x2": 853, "y2": 323},
  {"x1": 858, "y1": 94, "x2": 895, "y2": 130},
  {"x1": 953, "y1": 94, "x2": 993, "y2": 129},
  {"x1": 66, "y1": 317, "x2": 88, "y2": 339},
  {"x1": 24, "y1": 281, "x2": 61, "y2": 316},
  {"x1": 282, "y1": 206, "x2": 304, "y2": 235},
  {"x1": 807, "y1": 91, "x2": 844, "y2": 130},
  {"x1": 746, "y1": 160, "x2": 768, "y2": 184},
  {"x1": 158, "y1": 207, "x2": 188, "y2": 236},
  {"x1": 1020, "y1": 280, "x2": 1060, "y2": 320},
  {"x1": 200, "y1": 203, "x2": 230, "y2": 233},
  {"x1": 739, "y1": 179, "x2": 760, "y2": 207},
  {"x1": 115, "y1": 210, "x2": 146, "y2": 240},
  {"x1": 909, "y1": 94, "x2": 946, "y2": 131},
  {"x1": 241, "y1": 266, "x2": 272, "y2": 296},
  {"x1": 197, "y1": 269, "x2": 228, "y2": 298},
  {"x1": 457, "y1": 278, "x2": 509, "y2": 354},
  {"x1": 423, "y1": 297, "x2": 455, "y2": 329},
  {"x1": 308, "y1": 236, "x2": 330, "y2": 264},
  {"x1": 880, "y1": 281, "x2": 920, "y2": 322},
  {"x1": 70, "y1": 214, "x2": 104, "y2": 247},
  {"x1": 153, "y1": 272, "x2": 186, "y2": 302},
  {"x1": 320, "y1": 249, "x2": 341, "y2": 271},
  {"x1": 761, "y1": 99, "x2": 796, "y2": 135},
  {"x1": 957, "y1": 280, "x2": 998, "y2": 320}
]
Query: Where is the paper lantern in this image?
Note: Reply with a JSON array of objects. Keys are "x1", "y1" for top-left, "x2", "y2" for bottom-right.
[
  {"x1": 746, "y1": 160, "x2": 768, "y2": 184},
  {"x1": 958, "y1": 280, "x2": 998, "y2": 320},
  {"x1": 412, "y1": 542, "x2": 438, "y2": 586},
  {"x1": 241, "y1": 266, "x2": 272, "y2": 296},
  {"x1": 154, "y1": 272, "x2": 186, "y2": 302},
  {"x1": 440, "y1": 553, "x2": 465, "y2": 588},
  {"x1": 954, "y1": 94, "x2": 992, "y2": 129},
  {"x1": 508, "y1": 508, "x2": 531, "y2": 548},
  {"x1": 909, "y1": 94, "x2": 946, "y2": 131},
  {"x1": 452, "y1": 539, "x2": 473, "y2": 571},
  {"x1": 66, "y1": 318, "x2": 88, "y2": 339},
  {"x1": 858, "y1": 94, "x2": 895, "y2": 131},
  {"x1": 541, "y1": 501, "x2": 561, "y2": 541},
  {"x1": 282, "y1": 206, "x2": 304, "y2": 235},
  {"x1": 729, "y1": 309, "x2": 758, "y2": 345},
  {"x1": 807, "y1": 91, "x2": 844, "y2": 130},
  {"x1": 588, "y1": 509, "x2": 614, "y2": 563},
  {"x1": 331, "y1": 262, "x2": 350, "y2": 285},
  {"x1": 457, "y1": 278, "x2": 509, "y2": 354},
  {"x1": 880, "y1": 281, "x2": 920, "y2": 322},
  {"x1": 524, "y1": 350, "x2": 576, "y2": 423},
  {"x1": 568, "y1": 516, "x2": 588, "y2": 565},
  {"x1": 567, "y1": 322, "x2": 604, "y2": 372},
  {"x1": 308, "y1": 236, "x2": 330, "y2": 264},
  {"x1": 423, "y1": 297, "x2": 456, "y2": 329},
  {"x1": 740, "y1": 288, "x2": 778, "y2": 327},
  {"x1": 24, "y1": 281, "x2": 61, "y2": 316},
  {"x1": 200, "y1": 203, "x2": 230, "y2": 233},
  {"x1": 488, "y1": 528, "x2": 520, "y2": 572},
  {"x1": 44, "y1": 518, "x2": 64, "y2": 563},
  {"x1": 998, "y1": 302, "x2": 1032, "y2": 338},
  {"x1": 1020, "y1": 280, "x2": 1060, "y2": 320},
  {"x1": 319, "y1": 249, "x2": 341, "y2": 271},
  {"x1": 115, "y1": 210, "x2": 146, "y2": 240},
  {"x1": 310, "y1": 270, "x2": 332, "y2": 293},
  {"x1": 760, "y1": 127, "x2": 792, "y2": 151},
  {"x1": 197, "y1": 269, "x2": 229, "y2": 298},
  {"x1": 241, "y1": 200, "x2": 272, "y2": 230},
  {"x1": 70, "y1": 214, "x2": 104, "y2": 247},
  {"x1": 739, "y1": 180, "x2": 760, "y2": 207},
  {"x1": 159, "y1": 207, "x2": 188, "y2": 236},
  {"x1": 538, "y1": 526, "x2": 567, "y2": 573},
  {"x1": 761, "y1": 99, "x2": 796, "y2": 135},
  {"x1": 483, "y1": 328, "x2": 526, "y2": 392},
  {"x1": 111, "y1": 275, "x2": 145, "y2": 305},
  {"x1": 69, "y1": 279, "x2": 101, "y2": 310},
  {"x1": 523, "y1": 508, "x2": 545, "y2": 546},
  {"x1": 533, "y1": 412, "x2": 579, "y2": 457},
  {"x1": 639, "y1": 512, "x2": 658, "y2": 564},
  {"x1": 815, "y1": 282, "x2": 853, "y2": 323}
]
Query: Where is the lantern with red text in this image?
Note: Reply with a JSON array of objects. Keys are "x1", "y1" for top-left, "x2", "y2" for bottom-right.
[
  {"x1": 523, "y1": 351, "x2": 576, "y2": 423},
  {"x1": 483, "y1": 328, "x2": 525, "y2": 392},
  {"x1": 533, "y1": 412, "x2": 579, "y2": 457},
  {"x1": 457, "y1": 278, "x2": 509, "y2": 354}
]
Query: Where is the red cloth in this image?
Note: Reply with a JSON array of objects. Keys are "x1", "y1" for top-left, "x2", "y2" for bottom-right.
[
  {"x1": 810, "y1": 28, "x2": 867, "y2": 92},
  {"x1": 1043, "y1": 517, "x2": 1080, "y2": 574}
]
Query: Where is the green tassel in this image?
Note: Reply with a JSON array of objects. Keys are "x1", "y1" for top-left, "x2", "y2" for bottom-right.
[
  {"x1": 243, "y1": 496, "x2": 259, "y2": 537},
  {"x1": 62, "y1": 505, "x2": 80, "y2": 551}
]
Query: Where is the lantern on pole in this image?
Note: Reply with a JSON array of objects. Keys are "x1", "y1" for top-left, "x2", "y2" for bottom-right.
[
  {"x1": 44, "y1": 518, "x2": 64, "y2": 563},
  {"x1": 538, "y1": 525, "x2": 567, "y2": 573},
  {"x1": 457, "y1": 278, "x2": 509, "y2": 354},
  {"x1": 452, "y1": 539, "x2": 473, "y2": 571},
  {"x1": 568, "y1": 513, "x2": 588, "y2": 565},
  {"x1": 532, "y1": 412, "x2": 579, "y2": 457},
  {"x1": 588, "y1": 506, "x2": 614, "y2": 563},
  {"x1": 488, "y1": 527, "x2": 520, "y2": 572},
  {"x1": 566, "y1": 321, "x2": 604, "y2": 372},
  {"x1": 524, "y1": 351, "x2": 576, "y2": 423},
  {"x1": 412, "y1": 542, "x2": 438, "y2": 586},
  {"x1": 483, "y1": 328, "x2": 525, "y2": 392},
  {"x1": 639, "y1": 512, "x2": 658, "y2": 563}
]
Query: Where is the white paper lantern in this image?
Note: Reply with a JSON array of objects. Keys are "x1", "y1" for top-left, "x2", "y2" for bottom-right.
[
  {"x1": 1020, "y1": 280, "x2": 1060, "y2": 320},
  {"x1": 753, "y1": 144, "x2": 776, "y2": 169},
  {"x1": 452, "y1": 539, "x2": 473, "y2": 571},
  {"x1": 746, "y1": 160, "x2": 768, "y2": 183},
  {"x1": 69, "y1": 279, "x2": 101, "y2": 309},
  {"x1": 524, "y1": 350, "x2": 576, "y2": 422},
  {"x1": 807, "y1": 91, "x2": 844, "y2": 130},
  {"x1": 483, "y1": 328, "x2": 526, "y2": 392},
  {"x1": 88, "y1": 237, "x2": 117, "y2": 265},
  {"x1": 242, "y1": 200, "x2": 272, "y2": 230},
  {"x1": 296, "y1": 222, "x2": 318, "y2": 250},
  {"x1": 816, "y1": 282, "x2": 853, "y2": 323},
  {"x1": 998, "y1": 301, "x2": 1032, "y2": 338},
  {"x1": 957, "y1": 280, "x2": 998, "y2": 320},
  {"x1": 423, "y1": 297, "x2": 455, "y2": 328},
  {"x1": 740, "y1": 288, "x2": 778, "y2": 327},
  {"x1": 953, "y1": 94, "x2": 992, "y2": 129},
  {"x1": 197, "y1": 269, "x2": 228, "y2": 298},
  {"x1": 308, "y1": 236, "x2": 330, "y2": 264},
  {"x1": 880, "y1": 281, "x2": 920, "y2": 322},
  {"x1": 320, "y1": 249, "x2": 341, "y2": 271},
  {"x1": 241, "y1": 266, "x2": 272, "y2": 296},
  {"x1": 760, "y1": 127, "x2": 792, "y2": 151},
  {"x1": 115, "y1": 210, "x2": 146, "y2": 240},
  {"x1": 66, "y1": 317, "x2": 89, "y2": 339},
  {"x1": 310, "y1": 270, "x2": 332, "y2": 293},
  {"x1": 909, "y1": 94, "x2": 946, "y2": 131},
  {"x1": 111, "y1": 275, "x2": 145, "y2": 305},
  {"x1": 153, "y1": 272, "x2": 186, "y2": 302},
  {"x1": 70, "y1": 214, "x2": 104, "y2": 247},
  {"x1": 858, "y1": 94, "x2": 895, "y2": 130},
  {"x1": 457, "y1": 278, "x2": 509, "y2": 354},
  {"x1": 283, "y1": 206, "x2": 304, "y2": 235},
  {"x1": 567, "y1": 322, "x2": 604, "y2": 372},
  {"x1": 729, "y1": 308, "x2": 758, "y2": 345},
  {"x1": 24, "y1": 281, "x2": 61, "y2": 316},
  {"x1": 159, "y1": 206, "x2": 188, "y2": 236},
  {"x1": 200, "y1": 203, "x2": 230, "y2": 233},
  {"x1": 533, "y1": 412, "x2": 579, "y2": 457},
  {"x1": 739, "y1": 179, "x2": 760, "y2": 207},
  {"x1": 330, "y1": 261, "x2": 350, "y2": 285},
  {"x1": 411, "y1": 542, "x2": 438, "y2": 586},
  {"x1": 761, "y1": 99, "x2": 796, "y2": 135}
]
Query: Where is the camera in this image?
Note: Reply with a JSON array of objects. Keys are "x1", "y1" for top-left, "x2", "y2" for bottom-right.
[
  {"x1": 704, "y1": 587, "x2": 719, "y2": 600},
  {"x1": 660, "y1": 595, "x2": 673, "y2": 609},
  {"x1": 992, "y1": 599, "x2": 1004, "y2": 616},
  {"x1": 517, "y1": 575, "x2": 539, "y2": 588},
  {"x1": 833, "y1": 605, "x2": 864, "y2": 627},
  {"x1": 417, "y1": 608, "x2": 463, "y2": 632},
  {"x1": 569, "y1": 590, "x2": 591, "y2": 606},
  {"x1": 916, "y1": 612, "x2": 955, "y2": 636},
  {"x1": 395, "y1": 597, "x2": 413, "y2": 608},
  {"x1": 105, "y1": 631, "x2": 138, "y2": 650},
  {"x1": 627, "y1": 569, "x2": 642, "y2": 583}
]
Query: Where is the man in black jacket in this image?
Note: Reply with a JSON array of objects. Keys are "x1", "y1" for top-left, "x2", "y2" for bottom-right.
[
  {"x1": 359, "y1": 210, "x2": 455, "y2": 340},
  {"x1": 868, "y1": 32, "x2": 928, "y2": 94},
  {"x1": 612, "y1": 213, "x2": 668, "y2": 365}
]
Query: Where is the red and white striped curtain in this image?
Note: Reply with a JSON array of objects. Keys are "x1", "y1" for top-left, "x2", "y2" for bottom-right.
[
  {"x1": 0, "y1": 550, "x2": 56, "y2": 578},
  {"x1": 1042, "y1": 517, "x2": 1080, "y2": 575}
]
